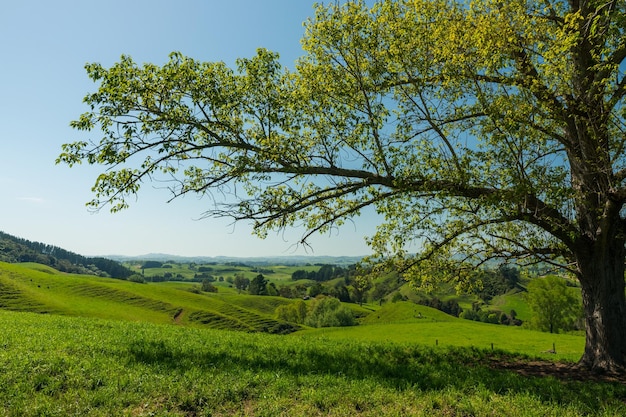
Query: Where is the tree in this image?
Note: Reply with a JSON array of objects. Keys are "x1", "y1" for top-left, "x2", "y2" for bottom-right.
[
  {"x1": 275, "y1": 300, "x2": 308, "y2": 323},
  {"x1": 233, "y1": 274, "x2": 249, "y2": 294},
  {"x1": 201, "y1": 278, "x2": 218, "y2": 293},
  {"x1": 498, "y1": 264, "x2": 521, "y2": 290},
  {"x1": 304, "y1": 297, "x2": 356, "y2": 327},
  {"x1": 248, "y1": 274, "x2": 268, "y2": 295},
  {"x1": 58, "y1": 0, "x2": 626, "y2": 373},
  {"x1": 348, "y1": 275, "x2": 372, "y2": 307},
  {"x1": 526, "y1": 275, "x2": 580, "y2": 334}
]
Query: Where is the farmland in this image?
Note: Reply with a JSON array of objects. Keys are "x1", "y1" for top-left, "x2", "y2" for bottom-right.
[{"x1": 0, "y1": 261, "x2": 625, "y2": 416}]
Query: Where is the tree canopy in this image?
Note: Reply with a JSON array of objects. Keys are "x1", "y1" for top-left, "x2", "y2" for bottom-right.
[
  {"x1": 59, "y1": 0, "x2": 626, "y2": 373},
  {"x1": 526, "y1": 275, "x2": 581, "y2": 334}
]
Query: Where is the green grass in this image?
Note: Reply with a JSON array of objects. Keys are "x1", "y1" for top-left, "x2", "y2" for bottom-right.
[
  {"x1": 360, "y1": 300, "x2": 457, "y2": 324},
  {"x1": 0, "y1": 261, "x2": 297, "y2": 333},
  {"x1": 301, "y1": 320, "x2": 584, "y2": 362},
  {"x1": 0, "y1": 261, "x2": 586, "y2": 356},
  {"x1": 1, "y1": 261, "x2": 624, "y2": 415},
  {"x1": 132, "y1": 261, "x2": 315, "y2": 284},
  {"x1": 1, "y1": 309, "x2": 624, "y2": 416},
  {"x1": 491, "y1": 290, "x2": 533, "y2": 321}
]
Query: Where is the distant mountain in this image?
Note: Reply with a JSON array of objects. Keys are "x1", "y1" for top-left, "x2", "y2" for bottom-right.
[
  {"x1": 106, "y1": 253, "x2": 365, "y2": 266},
  {"x1": 0, "y1": 231, "x2": 132, "y2": 279}
]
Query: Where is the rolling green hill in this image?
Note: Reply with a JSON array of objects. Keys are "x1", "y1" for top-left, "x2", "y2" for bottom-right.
[
  {"x1": 0, "y1": 309, "x2": 621, "y2": 416},
  {"x1": 0, "y1": 261, "x2": 299, "y2": 334},
  {"x1": 1, "y1": 260, "x2": 613, "y2": 416},
  {"x1": 0, "y1": 261, "x2": 586, "y2": 360}
]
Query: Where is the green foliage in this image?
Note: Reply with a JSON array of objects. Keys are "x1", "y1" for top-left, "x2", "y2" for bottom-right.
[
  {"x1": 141, "y1": 260, "x2": 163, "y2": 269},
  {"x1": 201, "y1": 278, "x2": 218, "y2": 293},
  {"x1": 233, "y1": 273, "x2": 249, "y2": 293},
  {"x1": 476, "y1": 265, "x2": 521, "y2": 302},
  {"x1": 276, "y1": 296, "x2": 355, "y2": 328},
  {"x1": 525, "y1": 275, "x2": 581, "y2": 334},
  {"x1": 248, "y1": 274, "x2": 268, "y2": 295},
  {"x1": 275, "y1": 299, "x2": 308, "y2": 324},
  {"x1": 347, "y1": 274, "x2": 372, "y2": 306},
  {"x1": 291, "y1": 264, "x2": 352, "y2": 281},
  {"x1": 305, "y1": 296, "x2": 355, "y2": 327},
  {"x1": 127, "y1": 274, "x2": 145, "y2": 283},
  {"x1": 417, "y1": 297, "x2": 462, "y2": 317}
]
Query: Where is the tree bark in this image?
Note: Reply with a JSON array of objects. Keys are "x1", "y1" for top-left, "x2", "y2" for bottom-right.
[{"x1": 576, "y1": 240, "x2": 626, "y2": 374}]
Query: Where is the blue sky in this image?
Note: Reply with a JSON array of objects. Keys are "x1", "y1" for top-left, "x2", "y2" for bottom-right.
[{"x1": 0, "y1": 0, "x2": 377, "y2": 257}]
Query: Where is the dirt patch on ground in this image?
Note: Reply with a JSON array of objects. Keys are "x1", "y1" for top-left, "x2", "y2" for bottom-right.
[{"x1": 487, "y1": 357, "x2": 626, "y2": 384}]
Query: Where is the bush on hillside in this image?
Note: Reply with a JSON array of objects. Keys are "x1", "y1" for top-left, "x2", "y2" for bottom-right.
[
  {"x1": 459, "y1": 303, "x2": 522, "y2": 326},
  {"x1": 275, "y1": 296, "x2": 355, "y2": 328},
  {"x1": 275, "y1": 300, "x2": 308, "y2": 323},
  {"x1": 417, "y1": 297, "x2": 462, "y2": 317},
  {"x1": 128, "y1": 274, "x2": 146, "y2": 283},
  {"x1": 201, "y1": 279, "x2": 218, "y2": 293},
  {"x1": 305, "y1": 297, "x2": 355, "y2": 327},
  {"x1": 291, "y1": 264, "x2": 353, "y2": 282}
]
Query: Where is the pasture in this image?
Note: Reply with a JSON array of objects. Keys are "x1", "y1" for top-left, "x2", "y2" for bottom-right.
[
  {"x1": 1, "y1": 261, "x2": 624, "y2": 415},
  {"x1": 1, "y1": 310, "x2": 624, "y2": 416}
]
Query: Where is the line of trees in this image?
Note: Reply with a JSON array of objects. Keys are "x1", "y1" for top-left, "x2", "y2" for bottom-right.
[
  {"x1": 291, "y1": 264, "x2": 353, "y2": 282},
  {"x1": 0, "y1": 231, "x2": 132, "y2": 278}
]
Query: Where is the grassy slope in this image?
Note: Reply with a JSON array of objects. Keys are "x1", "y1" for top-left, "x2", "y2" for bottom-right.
[
  {"x1": 307, "y1": 301, "x2": 584, "y2": 362},
  {"x1": 2, "y1": 261, "x2": 585, "y2": 359},
  {"x1": 3, "y1": 262, "x2": 624, "y2": 415},
  {"x1": 491, "y1": 290, "x2": 533, "y2": 321},
  {"x1": 0, "y1": 262, "x2": 296, "y2": 333},
  {"x1": 1, "y1": 309, "x2": 624, "y2": 416}
]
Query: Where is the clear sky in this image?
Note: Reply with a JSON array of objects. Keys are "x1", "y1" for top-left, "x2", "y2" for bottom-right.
[{"x1": 0, "y1": 0, "x2": 378, "y2": 258}]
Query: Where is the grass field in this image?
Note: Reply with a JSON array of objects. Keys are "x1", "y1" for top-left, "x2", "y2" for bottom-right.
[
  {"x1": 132, "y1": 261, "x2": 319, "y2": 284},
  {"x1": 1, "y1": 310, "x2": 624, "y2": 416},
  {"x1": 1, "y1": 261, "x2": 624, "y2": 415}
]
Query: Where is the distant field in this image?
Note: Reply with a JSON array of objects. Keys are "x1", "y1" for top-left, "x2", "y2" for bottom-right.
[
  {"x1": 491, "y1": 290, "x2": 533, "y2": 321},
  {"x1": 130, "y1": 261, "x2": 320, "y2": 284}
]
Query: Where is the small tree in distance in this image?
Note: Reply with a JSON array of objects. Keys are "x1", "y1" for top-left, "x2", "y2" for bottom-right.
[
  {"x1": 233, "y1": 274, "x2": 249, "y2": 294},
  {"x1": 526, "y1": 276, "x2": 580, "y2": 334},
  {"x1": 248, "y1": 274, "x2": 268, "y2": 295}
]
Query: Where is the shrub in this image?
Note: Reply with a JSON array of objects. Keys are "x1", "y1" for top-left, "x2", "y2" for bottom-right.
[
  {"x1": 275, "y1": 300, "x2": 307, "y2": 323},
  {"x1": 305, "y1": 297, "x2": 355, "y2": 328},
  {"x1": 391, "y1": 292, "x2": 406, "y2": 303},
  {"x1": 128, "y1": 274, "x2": 146, "y2": 283},
  {"x1": 202, "y1": 279, "x2": 218, "y2": 293},
  {"x1": 275, "y1": 297, "x2": 355, "y2": 328}
]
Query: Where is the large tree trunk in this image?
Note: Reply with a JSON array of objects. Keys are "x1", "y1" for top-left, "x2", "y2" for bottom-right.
[{"x1": 576, "y1": 241, "x2": 626, "y2": 374}]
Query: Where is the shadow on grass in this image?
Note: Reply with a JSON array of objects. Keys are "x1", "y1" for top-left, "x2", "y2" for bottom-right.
[{"x1": 127, "y1": 337, "x2": 626, "y2": 411}]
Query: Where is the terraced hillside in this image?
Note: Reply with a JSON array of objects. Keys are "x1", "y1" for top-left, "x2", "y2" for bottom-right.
[{"x1": 0, "y1": 262, "x2": 299, "y2": 333}]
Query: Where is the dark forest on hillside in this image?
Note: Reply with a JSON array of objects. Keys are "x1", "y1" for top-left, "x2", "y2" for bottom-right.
[{"x1": 0, "y1": 231, "x2": 132, "y2": 278}]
